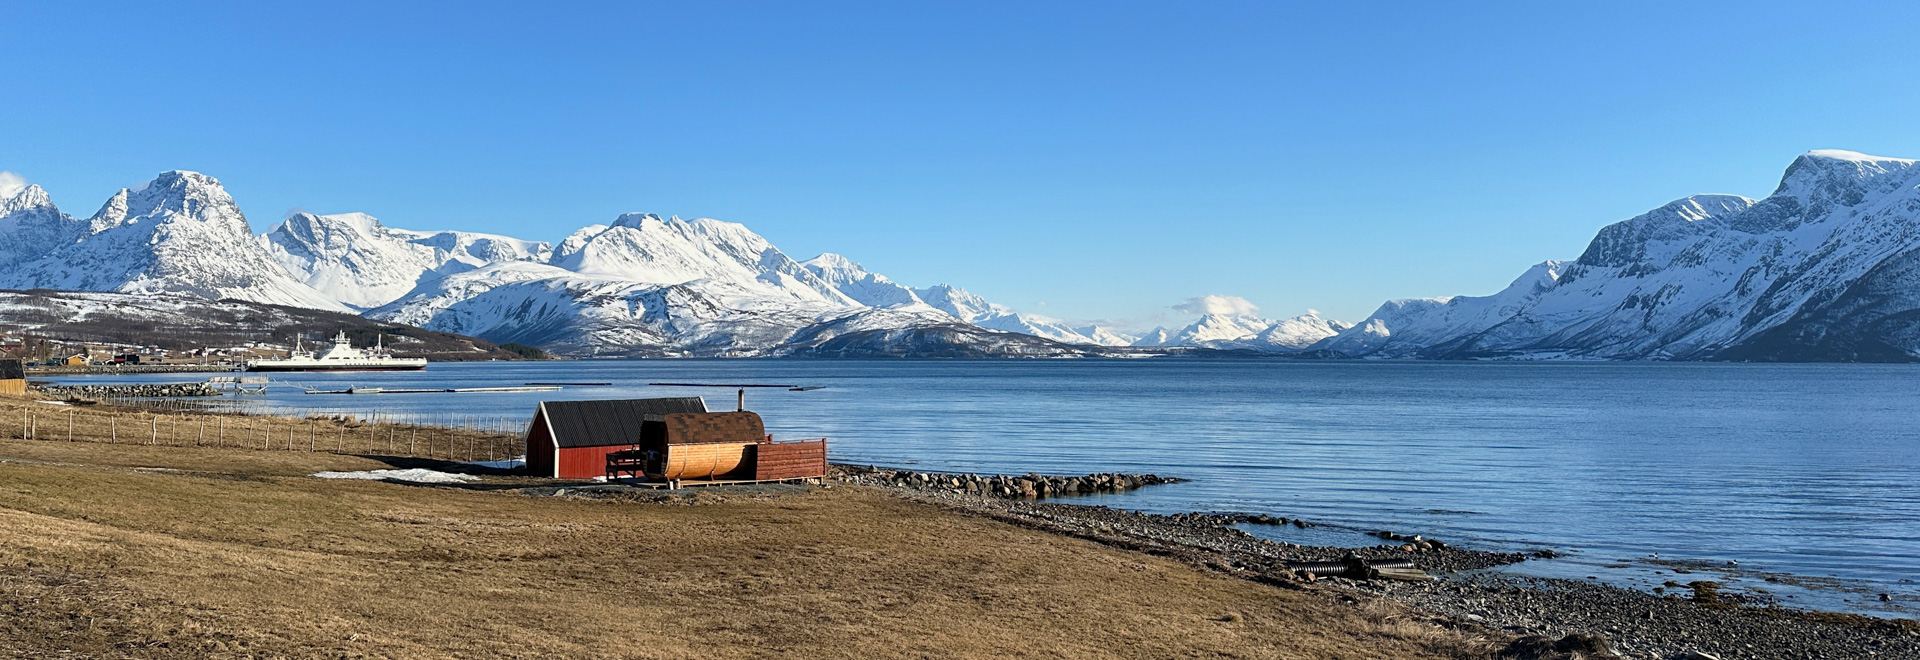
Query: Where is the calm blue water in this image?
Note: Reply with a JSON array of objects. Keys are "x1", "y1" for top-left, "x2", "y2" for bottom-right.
[{"x1": 44, "y1": 360, "x2": 1920, "y2": 616}]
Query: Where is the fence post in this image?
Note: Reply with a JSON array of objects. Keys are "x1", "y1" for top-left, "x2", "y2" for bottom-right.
[
  {"x1": 217, "y1": 417, "x2": 224, "y2": 447},
  {"x1": 66, "y1": 411, "x2": 73, "y2": 442},
  {"x1": 148, "y1": 414, "x2": 156, "y2": 445},
  {"x1": 198, "y1": 418, "x2": 205, "y2": 446},
  {"x1": 309, "y1": 421, "x2": 315, "y2": 452},
  {"x1": 111, "y1": 416, "x2": 116, "y2": 443},
  {"x1": 409, "y1": 427, "x2": 416, "y2": 456}
]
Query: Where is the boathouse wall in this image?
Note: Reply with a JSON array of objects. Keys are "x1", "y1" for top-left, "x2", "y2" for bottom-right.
[{"x1": 525, "y1": 397, "x2": 710, "y2": 479}]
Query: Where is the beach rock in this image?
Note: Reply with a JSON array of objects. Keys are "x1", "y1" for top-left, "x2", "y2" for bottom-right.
[
  {"x1": 832, "y1": 465, "x2": 1183, "y2": 501},
  {"x1": 1495, "y1": 632, "x2": 1617, "y2": 659},
  {"x1": 37, "y1": 383, "x2": 222, "y2": 398}
]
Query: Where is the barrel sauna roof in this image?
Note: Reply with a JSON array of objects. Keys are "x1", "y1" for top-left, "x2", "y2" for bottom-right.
[
  {"x1": 540, "y1": 397, "x2": 708, "y2": 448},
  {"x1": 653, "y1": 411, "x2": 765, "y2": 445},
  {"x1": 0, "y1": 359, "x2": 21, "y2": 381}
]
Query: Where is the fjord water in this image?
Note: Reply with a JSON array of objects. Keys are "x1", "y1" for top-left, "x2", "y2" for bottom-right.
[{"x1": 56, "y1": 360, "x2": 1920, "y2": 615}]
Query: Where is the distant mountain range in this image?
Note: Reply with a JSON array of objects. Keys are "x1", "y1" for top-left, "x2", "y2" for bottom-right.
[
  {"x1": 1, "y1": 149, "x2": 1916, "y2": 360},
  {"x1": 0, "y1": 172, "x2": 1141, "y2": 356}
]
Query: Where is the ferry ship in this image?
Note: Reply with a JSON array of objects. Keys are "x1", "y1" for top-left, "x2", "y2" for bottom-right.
[{"x1": 244, "y1": 331, "x2": 427, "y2": 372}]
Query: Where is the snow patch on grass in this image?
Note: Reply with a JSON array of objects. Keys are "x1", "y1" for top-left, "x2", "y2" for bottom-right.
[{"x1": 312, "y1": 468, "x2": 479, "y2": 484}]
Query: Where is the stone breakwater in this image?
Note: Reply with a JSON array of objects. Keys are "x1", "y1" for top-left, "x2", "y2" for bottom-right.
[
  {"x1": 832, "y1": 465, "x2": 1183, "y2": 500},
  {"x1": 37, "y1": 383, "x2": 222, "y2": 398}
]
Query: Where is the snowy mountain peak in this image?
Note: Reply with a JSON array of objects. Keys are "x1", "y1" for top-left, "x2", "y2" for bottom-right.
[
  {"x1": 1176, "y1": 313, "x2": 1272, "y2": 344},
  {"x1": 1316, "y1": 149, "x2": 1920, "y2": 361},
  {"x1": 0, "y1": 170, "x2": 346, "y2": 311},
  {"x1": 802, "y1": 252, "x2": 864, "y2": 276},
  {"x1": 550, "y1": 213, "x2": 854, "y2": 305},
  {"x1": 610, "y1": 212, "x2": 666, "y2": 229},
  {"x1": 1576, "y1": 194, "x2": 1756, "y2": 267},
  {"x1": 800, "y1": 253, "x2": 924, "y2": 308},
  {"x1": 0, "y1": 183, "x2": 52, "y2": 213},
  {"x1": 1774, "y1": 149, "x2": 1920, "y2": 199},
  {"x1": 264, "y1": 211, "x2": 553, "y2": 310}
]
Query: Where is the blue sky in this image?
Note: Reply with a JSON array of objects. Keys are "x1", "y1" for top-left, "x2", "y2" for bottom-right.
[{"x1": 3, "y1": 2, "x2": 1918, "y2": 329}]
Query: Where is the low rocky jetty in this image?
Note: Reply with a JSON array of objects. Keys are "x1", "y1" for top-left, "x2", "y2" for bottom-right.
[
  {"x1": 833, "y1": 465, "x2": 1182, "y2": 500},
  {"x1": 36, "y1": 383, "x2": 222, "y2": 398}
]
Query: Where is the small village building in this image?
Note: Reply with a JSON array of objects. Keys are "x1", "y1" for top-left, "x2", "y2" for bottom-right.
[
  {"x1": 525, "y1": 397, "x2": 711, "y2": 479},
  {"x1": 61, "y1": 354, "x2": 89, "y2": 367},
  {"x1": 525, "y1": 397, "x2": 830, "y2": 482},
  {"x1": 0, "y1": 359, "x2": 23, "y2": 395}
]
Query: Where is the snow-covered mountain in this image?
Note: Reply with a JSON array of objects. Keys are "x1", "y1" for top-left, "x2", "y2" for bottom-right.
[
  {"x1": 0, "y1": 171, "x2": 346, "y2": 311},
  {"x1": 799, "y1": 253, "x2": 925, "y2": 308},
  {"x1": 1313, "y1": 150, "x2": 1920, "y2": 361},
  {"x1": 0, "y1": 168, "x2": 1127, "y2": 357},
  {"x1": 1133, "y1": 311, "x2": 1349, "y2": 350},
  {"x1": 903, "y1": 281, "x2": 1136, "y2": 346},
  {"x1": 797, "y1": 255, "x2": 1138, "y2": 346},
  {"x1": 264, "y1": 212, "x2": 551, "y2": 310}
]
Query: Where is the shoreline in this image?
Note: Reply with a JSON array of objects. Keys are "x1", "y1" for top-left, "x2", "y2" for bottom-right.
[
  {"x1": 839, "y1": 465, "x2": 1919, "y2": 659},
  {"x1": 6, "y1": 393, "x2": 1914, "y2": 657}
]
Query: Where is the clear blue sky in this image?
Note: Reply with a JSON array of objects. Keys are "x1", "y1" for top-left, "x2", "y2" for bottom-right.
[{"x1": 3, "y1": 2, "x2": 1917, "y2": 329}]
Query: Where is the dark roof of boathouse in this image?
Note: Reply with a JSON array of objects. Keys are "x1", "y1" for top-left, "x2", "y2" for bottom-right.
[
  {"x1": 539, "y1": 397, "x2": 709, "y2": 448},
  {"x1": 0, "y1": 359, "x2": 21, "y2": 380}
]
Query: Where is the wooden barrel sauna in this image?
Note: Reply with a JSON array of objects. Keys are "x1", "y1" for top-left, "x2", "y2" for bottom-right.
[{"x1": 656, "y1": 441, "x2": 755, "y2": 480}]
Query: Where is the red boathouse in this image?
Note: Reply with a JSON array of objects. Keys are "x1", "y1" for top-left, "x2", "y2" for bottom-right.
[{"x1": 525, "y1": 397, "x2": 709, "y2": 479}]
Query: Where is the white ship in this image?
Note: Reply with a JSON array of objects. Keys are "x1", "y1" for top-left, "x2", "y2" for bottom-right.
[{"x1": 245, "y1": 331, "x2": 427, "y2": 372}]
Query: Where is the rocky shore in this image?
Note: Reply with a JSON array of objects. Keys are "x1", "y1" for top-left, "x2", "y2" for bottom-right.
[
  {"x1": 833, "y1": 465, "x2": 1182, "y2": 499},
  {"x1": 27, "y1": 364, "x2": 238, "y2": 375},
  {"x1": 36, "y1": 383, "x2": 222, "y2": 398},
  {"x1": 841, "y1": 465, "x2": 1920, "y2": 660}
]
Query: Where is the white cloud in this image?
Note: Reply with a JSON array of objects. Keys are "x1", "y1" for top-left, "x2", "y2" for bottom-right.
[
  {"x1": 1173, "y1": 295, "x2": 1259, "y2": 317},
  {"x1": 0, "y1": 171, "x2": 27, "y2": 198}
]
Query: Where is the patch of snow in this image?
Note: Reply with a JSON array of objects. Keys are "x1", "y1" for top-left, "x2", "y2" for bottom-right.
[{"x1": 311, "y1": 468, "x2": 480, "y2": 484}]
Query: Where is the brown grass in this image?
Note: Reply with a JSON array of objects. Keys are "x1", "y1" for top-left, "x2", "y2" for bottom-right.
[{"x1": 0, "y1": 428, "x2": 1494, "y2": 658}]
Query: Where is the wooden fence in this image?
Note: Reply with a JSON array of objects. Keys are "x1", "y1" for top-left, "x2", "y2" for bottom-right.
[{"x1": 0, "y1": 397, "x2": 525, "y2": 464}]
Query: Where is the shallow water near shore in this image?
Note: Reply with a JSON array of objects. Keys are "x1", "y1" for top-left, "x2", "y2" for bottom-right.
[{"x1": 45, "y1": 359, "x2": 1920, "y2": 617}]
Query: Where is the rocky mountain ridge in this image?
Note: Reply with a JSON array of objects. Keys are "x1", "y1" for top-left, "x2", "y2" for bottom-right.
[{"x1": 1311, "y1": 150, "x2": 1920, "y2": 361}]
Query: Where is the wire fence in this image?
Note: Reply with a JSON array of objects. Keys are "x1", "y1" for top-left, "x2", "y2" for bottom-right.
[{"x1": 1, "y1": 397, "x2": 527, "y2": 464}]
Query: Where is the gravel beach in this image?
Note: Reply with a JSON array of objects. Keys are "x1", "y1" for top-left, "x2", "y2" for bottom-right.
[{"x1": 839, "y1": 465, "x2": 1920, "y2": 660}]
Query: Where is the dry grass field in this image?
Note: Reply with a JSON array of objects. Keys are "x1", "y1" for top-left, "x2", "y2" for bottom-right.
[{"x1": 0, "y1": 429, "x2": 1496, "y2": 658}]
